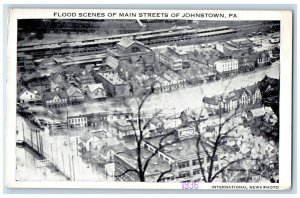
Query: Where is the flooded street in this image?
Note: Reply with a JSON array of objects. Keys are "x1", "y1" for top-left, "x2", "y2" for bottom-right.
[
  {"x1": 16, "y1": 145, "x2": 67, "y2": 181},
  {"x1": 16, "y1": 115, "x2": 109, "y2": 181},
  {"x1": 30, "y1": 60, "x2": 279, "y2": 118}
]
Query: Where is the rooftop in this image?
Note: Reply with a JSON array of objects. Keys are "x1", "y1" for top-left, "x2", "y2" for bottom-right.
[
  {"x1": 117, "y1": 37, "x2": 145, "y2": 49},
  {"x1": 98, "y1": 72, "x2": 126, "y2": 85},
  {"x1": 203, "y1": 96, "x2": 220, "y2": 106},
  {"x1": 43, "y1": 91, "x2": 68, "y2": 100},
  {"x1": 87, "y1": 83, "x2": 104, "y2": 92},
  {"x1": 66, "y1": 85, "x2": 83, "y2": 96},
  {"x1": 144, "y1": 134, "x2": 213, "y2": 160},
  {"x1": 214, "y1": 59, "x2": 238, "y2": 64},
  {"x1": 116, "y1": 148, "x2": 171, "y2": 176},
  {"x1": 105, "y1": 56, "x2": 119, "y2": 70}
]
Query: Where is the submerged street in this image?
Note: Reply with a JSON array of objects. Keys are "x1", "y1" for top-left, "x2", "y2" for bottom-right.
[{"x1": 30, "y1": 60, "x2": 279, "y2": 119}]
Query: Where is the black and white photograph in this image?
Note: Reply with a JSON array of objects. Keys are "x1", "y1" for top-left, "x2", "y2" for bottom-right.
[{"x1": 5, "y1": 9, "x2": 293, "y2": 190}]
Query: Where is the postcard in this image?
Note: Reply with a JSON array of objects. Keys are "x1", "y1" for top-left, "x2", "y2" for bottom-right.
[{"x1": 5, "y1": 8, "x2": 292, "y2": 190}]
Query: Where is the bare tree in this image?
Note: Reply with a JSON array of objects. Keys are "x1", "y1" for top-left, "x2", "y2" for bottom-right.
[
  {"x1": 106, "y1": 77, "x2": 180, "y2": 182},
  {"x1": 191, "y1": 78, "x2": 277, "y2": 183}
]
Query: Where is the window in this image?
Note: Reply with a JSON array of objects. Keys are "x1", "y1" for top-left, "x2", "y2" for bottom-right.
[
  {"x1": 192, "y1": 158, "x2": 203, "y2": 166},
  {"x1": 214, "y1": 165, "x2": 219, "y2": 171},
  {"x1": 178, "y1": 161, "x2": 190, "y2": 169},
  {"x1": 193, "y1": 169, "x2": 201, "y2": 175},
  {"x1": 178, "y1": 171, "x2": 190, "y2": 178}
]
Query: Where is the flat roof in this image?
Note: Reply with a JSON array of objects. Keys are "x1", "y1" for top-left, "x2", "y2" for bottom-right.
[
  {"x1": 116, "y1": 148, "x2": 171, "y2": 176},
  {"x1": 98, "y1": 72, "x2": 126, "y2": 85},
  {"x1": 144, "y1": 134, "x2": 214, "y2": 161},
  {"x1": 18, "y1": 26, "x2": 231, "y2": 52}
]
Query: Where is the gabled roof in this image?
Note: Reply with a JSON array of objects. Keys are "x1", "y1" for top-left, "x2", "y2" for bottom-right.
[
  {"x1": 149, "y1": 117, "x2": 163, "y2": 126},
  {"x1": 87, "y1": 83, "x2": 104, "y2": 93},
  {"x1": 51, "y1": 81, "x2": 65, "y2": 90},
  {"x1": 44, "y1": 91, "x2": 68, "y2": 100},
  {"x1": 51, "y1": 72, "x2": 66, "y2": 81},
  {"x1": 66, "y1": 85, "x2": 83, "y2": 96},
  {"x1": 117, "y1": 37, "x2": 145, "y2": 49},
  {"x1": 61, "y1": 82, "x2": 73, "y2": 90},
  {"x1": 105, "y1": 56, "x2": 119, "y2": 70},
  {"x1": 231, "y1": 88, "x2": 251, "y2": 98},
  {"x1": 246, "y1": 84, "x2": 259, "y2": 95}
]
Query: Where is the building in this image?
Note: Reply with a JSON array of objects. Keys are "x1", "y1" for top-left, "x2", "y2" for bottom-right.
[
  {"x1": 159, "y1": 53, "x2": 183, "y2": 71},
  {"x1": 18, "y1": 89, "x2": 41, "y2": 104},
  {"x1": 215, "y1": 42, "x2": 242, "y2": 56},
  {"x1": 67, "y1": 115, "x2": 88, "y2": 128},
  {"x1": 257, "y1": 51, "x2": 271, "y2": 67},
  {"x1": 95, "y1": 72, "x2": 130, "y2": 97},
  {"x1": 109, "y1": 37, "x2": 155, "y2": 61},
  {"x1": 237, "y1": 55, "x2": 257, "y2": 72},
  {"x1": 50, "y1": 81, "x2": 65, "y2": 92},
  {"x1": 223, "y1": 93, "x2": 239, "y2": 111},
  {"x1": 74, "y1": 74, "x2": 95, "y2": 88},
  {"x1": 43, "y1": 91, "x2": 68, "y2": 108},
  {"x1": 27, "y1": 76, "x2": 51, "y2": 93},
  {"x1": 203, "y1": 96, "x2": 224, "y2": 112},
  {"x1": 111, "y1": 119, "x2": 136, "y2": 139},
  {"x1": 86, "y1": 83, "x2": 107, "y2": 100},
  {"x1": 66, "y1": 85, "x2": 85, "y2": 104},
  {"x1": 86, "y1": 113, "x2": 109, "y2": 128},
  {"x1": 114, "y1": 147, "x2": 172, "y2": 182},
  {"x1": 114, "y1": 129, "x2": 226, "y2": 182},
  {"x1": 246, "y1": 84, "x2": 262, "y2": 104},
  {"x1": 147, "y1": 117, "x2": 165, "y2": 135},
  {"x1": 213, "y1": 59, "x2": 238, "y2": 77},
  {"x1": 50, "y1": 72, "x2": 66, "y2": 84},
  {"x1": 180, "y1": 108, "x2": 210, "y2": 127},
  {"x1": 232, "y1": 88, "x2": 252, "y2": 107},
  {"x1": 230, "y1": 38, "x2": 254, "y2": 49},
  {"x1": 216, "y1": 38, "x2": 253, "y2": 57}
]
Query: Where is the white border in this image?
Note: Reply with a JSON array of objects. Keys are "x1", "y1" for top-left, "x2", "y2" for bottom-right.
[{"x1": 5, "y1": 9, "x2": 293, "y2": 190}]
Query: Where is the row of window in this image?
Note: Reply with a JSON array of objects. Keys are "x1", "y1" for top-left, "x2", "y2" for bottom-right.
[
  {"x1": 46, "y1": 99, "x2": 67, "y2": 103},
  {"x1": 178, "y1": 157, "x2": 219, "y2": 169},
  {"x1": 68, "y1": 117, "x2": 87, "y2": 124}
]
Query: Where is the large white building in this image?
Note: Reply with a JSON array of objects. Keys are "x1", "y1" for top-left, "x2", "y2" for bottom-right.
[{"x1": 214, "y1": 59, "x2": 238, "y2": 75}]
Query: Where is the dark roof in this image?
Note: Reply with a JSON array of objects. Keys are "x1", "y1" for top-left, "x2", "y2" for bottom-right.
[
  {"x1": 257, "y1": 50, "x2": 270, "y2": 59},
  {"x1": 43, "y1": 91, "x2": 68, "y2": 100},
  {"x1": 246, "y1": 84, "x2": 259, "y2": 95},
  {"x1": 231, "y1": 88, "x2": 251, "y2": 98},
  {"x1": 203, "y1": 96, "x2": 219, "y2": 105},
  {"x1": 28, "y1": 76, "x2": 50, "y2": 87}
]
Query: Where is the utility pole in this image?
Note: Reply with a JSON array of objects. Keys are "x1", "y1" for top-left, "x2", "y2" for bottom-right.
[
  {"x1": 61, "y1": 152, "x2": 65, "y2": 175},
  {"x1": 68, "y1": 154, "x2": 72, "y2": 180},
  {"x1": 72, "y1": 155, "x2": 76, "y2": 181},
  {"x1": 22, "y1": 122, "x2": 25, "y2": 142}
]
